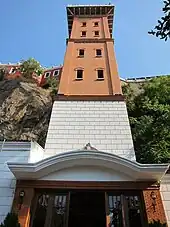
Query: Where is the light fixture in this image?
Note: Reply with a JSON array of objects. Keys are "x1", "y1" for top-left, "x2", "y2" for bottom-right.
[{"x1": 18, "y1": 190, "x2": 25, "y2": 210}]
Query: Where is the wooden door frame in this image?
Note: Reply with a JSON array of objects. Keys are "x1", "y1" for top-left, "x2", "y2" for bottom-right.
[
  {"x1": 29, "y1": 189, "x2": 147, "y2": 227},
  {"x1": 16, "y1": 180, "x2": 159, "y2": 190},
  {"x1": 105, "y1": 191, "x2": 147, "y2": 227},
  {"x1": 29, "y1": 191, "x2": 70, "y2": 227},
  {"x1": 13, "y1": 180, "x2": 161, "y2": 227}
]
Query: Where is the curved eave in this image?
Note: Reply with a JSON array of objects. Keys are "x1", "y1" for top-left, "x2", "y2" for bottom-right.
[{"x1": 7, "y1": 150, "x2": 169, "y2": 181}]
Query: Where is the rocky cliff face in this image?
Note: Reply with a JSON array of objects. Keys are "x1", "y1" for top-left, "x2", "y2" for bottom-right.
[{"x1": 0, "y1": 79, "x2": 53, "y2": 147}]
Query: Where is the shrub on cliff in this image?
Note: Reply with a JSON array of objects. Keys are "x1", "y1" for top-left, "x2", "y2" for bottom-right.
[
  {"x1": 20, "y1": 58, "x2": 43, "y2": 79},
  {"x1": 47, "y1": 77, "x2": 59, "y2": 95}
]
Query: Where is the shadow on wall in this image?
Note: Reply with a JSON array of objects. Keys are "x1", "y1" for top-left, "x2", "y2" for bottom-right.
[{"x1": 124, "y1": 147, "x2": 136, "y2": 161}]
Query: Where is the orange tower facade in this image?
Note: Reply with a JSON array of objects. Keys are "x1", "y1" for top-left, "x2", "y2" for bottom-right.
[{"x1": 58, "y1": 5, "x2": 122, "y2": 96}]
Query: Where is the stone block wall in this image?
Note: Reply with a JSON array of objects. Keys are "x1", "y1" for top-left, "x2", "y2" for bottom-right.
[
  {"x1": 44, "y1": 101, "x2": 135, "y2": 161},
  {"x1": 0, "y1": 142, "x2": 30, "y2": 224},
  {"x1": 161, "y1": 174, "x2": 170, "y2": 226}
]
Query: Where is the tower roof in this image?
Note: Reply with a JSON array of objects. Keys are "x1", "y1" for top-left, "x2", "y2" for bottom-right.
[{"x1": 67, "y1": 4, "x2": 114, "y2": 38}]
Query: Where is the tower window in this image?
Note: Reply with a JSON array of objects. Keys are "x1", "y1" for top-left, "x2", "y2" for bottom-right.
[
  {"x1": 76, "y1": 69, "x2": 83, "y2": 80},
  {"x1": 97, "y1": 69, "x2": 104, "y2": 80},
  {"x1": 82, "y1": 22, "x2": 86, "y2": 27},
  {"x1": 96, "y1": 49, "x2": 102, "y2": 57},
  {"x1": 78, "y1": 49, "x2": 84, "y2": 57},
  {"x1": 81, "y1": 31, "x2": 86, "y2": 37},
  {"x1": 94, "y1": 31, "x2": 99, "y2": 36},
  {"x1": 94, "y1": 22, "x2": 99, "y2": 27}
]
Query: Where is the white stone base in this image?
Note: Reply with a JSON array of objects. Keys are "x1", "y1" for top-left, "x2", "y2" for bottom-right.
[
  {"x1": 0, "y1": 142, "x2": 30, "y2": 223},
  {"x1": 0, "y1": 156, "x2": 29, "y2": 222},
  {"x1": 161, "y1": 174, "x2": 170, "y2": 226},
  {"x1": 44, "y1": 101, "x2": 135, "y2": 161}
]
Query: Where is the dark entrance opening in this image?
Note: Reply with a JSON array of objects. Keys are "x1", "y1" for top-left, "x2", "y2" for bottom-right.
[{"x1": 68, "y1": 191, "x2": 106, "y2": 227}]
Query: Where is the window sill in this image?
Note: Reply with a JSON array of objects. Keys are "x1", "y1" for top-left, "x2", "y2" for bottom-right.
[
  {"x1": 96, "y1": 78, "x2": 104, "y2": 81},
  {"x1": 77, "y1": 55, "x2": 84, "y2": 58},
  {"x1": 95, "y1": 55, "x2": 102, "y2": 58},
  {"x1": 75, "y1": 78, "x2": 83, "y2": 81}
]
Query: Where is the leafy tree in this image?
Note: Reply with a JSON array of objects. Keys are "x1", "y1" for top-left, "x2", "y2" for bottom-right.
[
  {"x1": 20, "y1": 58, "x2": 43, "y2": 79},
  {"x1": 0, "y1": 213, "x2": 20, "y2": 227},
  {"x1": 149, "y1": 0, "x2": 170, "y2": 41},
  {"x1": 123, "y1": 76, "x2": 170, "y2": 164},
  {"x1": 47, "y1": 77, "x2": 59, "y2": 95}
]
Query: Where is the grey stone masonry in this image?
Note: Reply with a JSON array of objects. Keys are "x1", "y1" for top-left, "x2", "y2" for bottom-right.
[
  {"x1": 44, "y1": 101, "x2": 136, "y2": 161},
  {"x1": 161, "y1": 174, "x2": 170, "y2": 227},
  {"x1": 0, "y1": 142, "x2": 30, "y2": 223}
]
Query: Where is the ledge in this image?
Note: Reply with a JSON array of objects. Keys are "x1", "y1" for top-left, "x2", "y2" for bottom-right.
[
  {"x1": 54, "y1": 94, "x2": 125, "y2": 101},
  {"x1": 68, "y1": 38, "x2": 114, "y2": 43}
]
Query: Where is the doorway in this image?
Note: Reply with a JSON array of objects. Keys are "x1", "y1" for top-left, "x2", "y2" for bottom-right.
[
  {"x1": 68, "y1": 191, "x2": 106, "y2": 227},
  {"x1": 30, "y1": 190, "x2": 145, "y2": 227}
]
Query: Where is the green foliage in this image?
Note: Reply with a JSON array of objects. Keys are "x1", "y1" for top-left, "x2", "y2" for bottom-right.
[
  {"x1": 149, "y1": 0, "x2": 170, "y2": 41},
  {"x1": 0, "y1": 213, "x2": 20, "y2": 227},
  {"x1": 148, "y1": 220, "x2": 167, "y2": 227},
  {"x1": 47, "y1": 77, "x2": 59, "y2": 95},
  {"x1": 20, "y1": 58, "x2": 43, "y2": 78},
  {"x1": 123, "y1": 76, "x2": 170, "y2": 164},
  {"x1": 122, "y1": 84, "x2": 137, "y2": 114}
]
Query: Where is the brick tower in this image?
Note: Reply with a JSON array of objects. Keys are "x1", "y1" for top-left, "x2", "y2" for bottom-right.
[
  {"x1": 58, "y1": 5, "x2": 121, "y2": 96},
  {"x1": 44, "y1": 5, "x2": 136, "y2": 160}
]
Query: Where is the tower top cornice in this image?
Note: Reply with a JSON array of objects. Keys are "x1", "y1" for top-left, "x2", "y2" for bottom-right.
[
  {"x1": 67, "y1": 4, "x2": 114, "y2": 7},
  {"x1": 67, "y1": 4, "x2": 114, "y2": 38}
]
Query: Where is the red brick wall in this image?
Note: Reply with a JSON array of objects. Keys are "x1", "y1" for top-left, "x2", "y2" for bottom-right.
[{"x1": 143, "y1": 189, "x2": 167, "y2": 224}]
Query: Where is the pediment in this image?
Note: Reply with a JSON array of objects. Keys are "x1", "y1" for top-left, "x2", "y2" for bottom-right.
[{"x1": 40, "y1": 165, "x2": 133, "y2": 181}]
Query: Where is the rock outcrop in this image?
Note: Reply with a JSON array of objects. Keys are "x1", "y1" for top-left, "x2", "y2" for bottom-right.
[{"x1": 0, "y1": 79, "x2": 53, "y2": 147}]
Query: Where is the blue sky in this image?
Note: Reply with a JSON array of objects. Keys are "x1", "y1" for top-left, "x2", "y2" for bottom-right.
[{"x1": 0, "y1": 0, "x2": 169, "y2": 78}]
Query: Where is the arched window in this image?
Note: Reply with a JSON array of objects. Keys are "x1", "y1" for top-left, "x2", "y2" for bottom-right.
[{"x1": 74, "y1": 67, "x2": 84, "y2": 80}]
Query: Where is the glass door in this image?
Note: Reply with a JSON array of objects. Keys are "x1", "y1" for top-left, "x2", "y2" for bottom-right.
[
  {"x1": 106, "y1": 192, "x2": 144, "y2": 227},
  {"x1": 30, "y1": 192, "x2": 69, "y2": 227},
  {"x1": 30, "y1": 190, "x2": 145, "y2": 227}
]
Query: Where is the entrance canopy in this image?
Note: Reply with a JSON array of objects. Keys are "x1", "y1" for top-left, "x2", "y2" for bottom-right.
[{"x1": 7, "y1": 149, "x2": 169, "y2": 182}]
